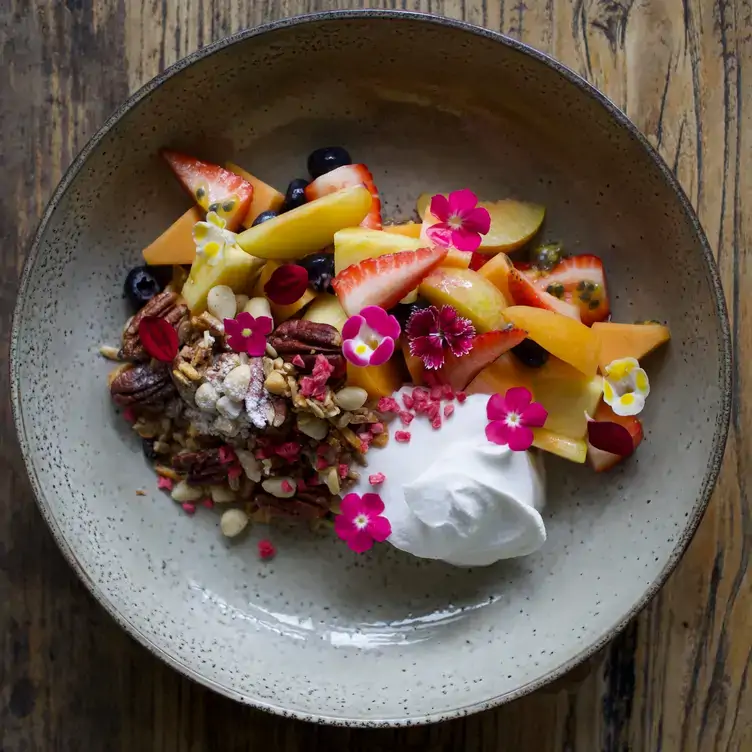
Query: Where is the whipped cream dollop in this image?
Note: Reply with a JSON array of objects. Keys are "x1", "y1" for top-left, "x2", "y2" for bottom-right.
[{"x1": 353, "y1": 388, "x2": 546, "y2": 566}]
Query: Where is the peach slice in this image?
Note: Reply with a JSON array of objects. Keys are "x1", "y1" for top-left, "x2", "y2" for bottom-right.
[
  {"x1": 466, "y1": 354, "x2": 602, "y2": 439},
  {"x1": 418, "y1": 267, "x2": 510, "y2": 333},
  {"x1": 477, "y1": 251, "x2": 513, "y2": 300},
  {"x1": 532, "y1": 429, "x2": 587, "y2": 463},
  {"x1": 502, "y1": 306, "x2": 600, "y2": 376},
  {"x1": 401, "y1": 340, "x2": 426, "y2": 385},
  {"x1": 418, "y1": 193, "x2": 545, "y2": 254},
  {"x1": 592, "y1": 322, "x2": 670, "y2": 371},
  {"x1": 383, "y1": 222, "x2": 422, "y2": 238},
  {"x1": 346, "y1": 360, "x2": 403, "y2": 399}
]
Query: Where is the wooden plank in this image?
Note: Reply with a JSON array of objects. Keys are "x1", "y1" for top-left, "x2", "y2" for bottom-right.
[{"x1": 0, "y1": 0, "x2": 748, "y2": 749}]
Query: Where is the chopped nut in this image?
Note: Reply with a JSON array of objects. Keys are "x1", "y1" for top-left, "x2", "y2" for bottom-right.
[
  {"x1": 296, "y1": 413, "x2": 329, "y2": 440},
  {"x1": 235, "y1": 449, "x2": 262, "y2": 482},
  {"x1": 265, "y1": 343, "x2": 279, "y2": 358},
  {"x1": 178, "y1": 361, "x2": 202, "y2": 381},
  {"x1": 235, "y1": 294, "x2": 250, "y2": 311},
  {"x1": 171, "y1": 480, "x2": 204, "y2": 502},
  {"x1": 371, "y1": 430, "x2": 389, "y2": 448},
  {"x1": 194, "y1": 382, "x2": 219, "y2": 412},
  {"x1": 107, "y1": 363, "x2": 132, "y2": 388},
  {"x1": 207, "y1": 285, "x2": 237, "y2": 322},
  {"x1": 155, "y1": 465, "x2": 181, "y2": 480},
  {"x1": 220, "y1": 508, "x2": 249, "y2": 538},
  {"x1": 99, "y1": 345, "x2": 121, "y2": 361},
  {"x1": 306, "y1": 399, "x2": 327, "y2": 419},
  {"x1": 264, "y1": 371, "x2": 288, "y2": 396},
  {"x1": 324, "y1": 466, "x2": 340, "y2": 495},
  {"x1": 210, "y1": 485, "x2": 237, "y2": 503},
  {"x1": 261, "y1": 476, "x2": 297, "y2": 498},
  {"x1": 213, "y1": 416, "x2": 239, "y2": 436},
  {"x1": 244, "y1": 296, "x2": 272, "y2": 320},
  {"x1": 216, "y1": 395, "x2": 243, "y2": 420},
  {"x1": 334, "y1": 386, "x2": 368, "y2": 411}
]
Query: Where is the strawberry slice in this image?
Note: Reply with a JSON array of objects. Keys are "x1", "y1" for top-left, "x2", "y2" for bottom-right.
[
  {"x1": 521, "y1": 255, "x2": 610, "y2": 326},
  {"x1": 586, "y1": 401, "x2": 643, "y2": 472},
  {"x1": 162, "y1": 150, "x2": 253, "y2": 231},
  {"x1": 507, "y1": 266, "x2": 581, "y2": 320},
  {"x1": 332, "y1": 246, "x2": 447, "y2": 316},
  {"x1": 305, "y1": 164, "x2": 382, "y2": 229},
  {"x1": 438, "y1": 327, "x2": 527, "y2": 390}
]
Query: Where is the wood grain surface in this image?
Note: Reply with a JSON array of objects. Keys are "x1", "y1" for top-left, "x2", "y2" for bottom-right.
[{"x1": 0, "y1": 1, "x2": 749, "y2": 750}]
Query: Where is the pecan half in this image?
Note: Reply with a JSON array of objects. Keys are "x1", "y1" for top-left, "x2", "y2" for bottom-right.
[
  {"x1": 268, "y1": 320, "x2": 346, "y2": 377},
  {"x1": 172, "y1": 448, "x2": 227, "y2": 485},
  {"x1": 120, "y1": 291, "x2": 189, "y2": 362},
  {"x1": 109, "y1": 362, "x2": 176, "y2": 407}
]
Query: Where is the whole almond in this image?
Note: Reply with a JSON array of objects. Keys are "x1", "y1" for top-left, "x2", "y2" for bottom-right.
[
  {"x1": 220, "y1": 508, "x2": 249, "y2": 538},
  {"x1": 244, "y1": 296, "x2": 273, "y2": 321},
  {"x1": 334, "y1": 386, "x2": 368, "y2": 411},
  {"x1": 207, "y1": 285, "x2": 237, "y2": 322}
]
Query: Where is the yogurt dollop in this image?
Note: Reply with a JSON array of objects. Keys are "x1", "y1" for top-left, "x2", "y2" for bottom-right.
[{"x1": 353, "y1": 389, "x2": 546, "y2": 566}]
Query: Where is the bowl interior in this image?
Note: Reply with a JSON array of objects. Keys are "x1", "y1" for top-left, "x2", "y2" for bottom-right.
[{"x1": 13, "y1": 15, "x2": 728, "y2": 723}]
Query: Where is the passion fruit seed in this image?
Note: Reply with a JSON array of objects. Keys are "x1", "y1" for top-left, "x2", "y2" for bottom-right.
[
  {"x1": 635, "y1": 318, "x2": 662, "y2": 325},
  {"x1": 531, "y1": 242, "x2": 564, "y2": 271},
  {"x1": 222, "y1": 200, "x2": 235, "y2": 213},
  {"x1": 207, "y1": 202, "x2": 220, "y2": 213},
  {"x1": 546, "y1": 282, "x2": 565, "y2": 298},
  {"x1": 196, "y1": 187, "x2": 206, "y2": 200}
]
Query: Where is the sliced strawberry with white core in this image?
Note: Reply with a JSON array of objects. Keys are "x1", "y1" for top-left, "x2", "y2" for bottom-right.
[
  {"x1": 305, "y1": 164, "x2": 382, "y2": 229},
  {"x1": 162, "y1": 150, "x2": 253, "y2": 231},
  {"x1": 518, "y1": 255, "x2": 610, "y2": 326},
  {"x1": 507, "y1": 266, "x2": 581, "y2": 320},
  {"x1": 438, "y1": 327, "x2": 527, "y2": 390},
  {"x1": 587, "y1": 401, "x2": 643, "y2": 472},
  {"x1": 332, "y1": 246, "x2": 448, "y2": 316}
]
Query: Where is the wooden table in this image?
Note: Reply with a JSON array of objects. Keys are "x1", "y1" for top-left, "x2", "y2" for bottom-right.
[{"x1": 1, "y1": 2, "x2": 749, "y2": 750}]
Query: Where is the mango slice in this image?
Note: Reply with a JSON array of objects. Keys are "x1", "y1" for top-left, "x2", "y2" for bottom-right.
[
  {"x1": 591, "y1": 322, "x2": 670, "y2": 371},
  {"x1": 226, "y1": 162, "x2": 285, "y2": 228},
  {"x1": 346, "y1": 360, "x2": 402, "y2": 399},
  {"x1": 142, "y1": 207, "x2": 204, "y2": 266}
]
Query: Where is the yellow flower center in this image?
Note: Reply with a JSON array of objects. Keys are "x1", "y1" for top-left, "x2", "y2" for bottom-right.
[{"x1": 241, "y1": 328, "x2": 252, "y2": 337}]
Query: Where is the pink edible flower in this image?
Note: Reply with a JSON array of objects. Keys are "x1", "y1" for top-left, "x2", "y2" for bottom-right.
[
  {"x1": 224, "y1": 311, "x2": 272, "y2": 357},
  {"x1": 485, "y1": 387, "x2": 548, "y2": 451},
  {"x1": 334, "y1": 492, "x2": 392, "y2": 553},
  {"x1": 342, "y1": 306, "x2": 401, "y2": 367},
  {"x1": 406, "y1": 305, "x2": 475, "y2": 370},
  {"x1": 425, "y1": 189, "x2": 491, "y2": 252},
  {"x1": 369, "y1": 472, "x2": 386, "y2": 486},
  {"x1": 157, "y1": 476, "x2": 174, "y2": 491}
]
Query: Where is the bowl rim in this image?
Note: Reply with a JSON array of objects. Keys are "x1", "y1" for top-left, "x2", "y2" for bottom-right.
[{"x1": 10, "y1": 8, "x2": 732, "y2": 727}]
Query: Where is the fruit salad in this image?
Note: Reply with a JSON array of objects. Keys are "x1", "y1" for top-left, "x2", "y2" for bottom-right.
[{"x1": 104, "y1": 146, "x2": 670, "y2": 564}]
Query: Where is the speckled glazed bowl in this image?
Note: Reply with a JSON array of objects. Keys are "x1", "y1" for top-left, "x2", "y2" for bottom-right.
[{"x1": 12, "y1": 10, "x2": 731, "y2": 725}]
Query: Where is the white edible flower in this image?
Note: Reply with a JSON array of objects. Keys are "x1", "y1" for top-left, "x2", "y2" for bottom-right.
[
  {"x1": 602, "y1": 357, "x2": 650, "y2": 416},
  {"x1": 193, "y1": 211, "x2": 237, "y2": 266}
]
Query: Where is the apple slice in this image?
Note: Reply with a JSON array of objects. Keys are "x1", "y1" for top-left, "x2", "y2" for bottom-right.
[
  {"x1": 418, "y1": 193, "x2": 545, "y2": 254},
  {"x1": 236, "y1": 185, "x2": 372, "y2": 260},
  {"x1": 418, "y1": 267, "x2": 510, "y2": 333}
]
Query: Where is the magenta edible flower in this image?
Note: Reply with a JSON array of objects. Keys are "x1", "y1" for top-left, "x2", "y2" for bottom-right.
[
  {"x1": 334, "y1": 492, "x2": 392, "y2": 553},
  {"x1": 485, "y1": 387, "x2": 548, "y2": 451},
  {"x1": 342, "y1": 305, "x2": 400, "y2": 367},
  {"x1": 425, "y1": 189, "x2": 491, "y2": 252},
  {"x1": 406, "y1": 304, "x2": 475, "y2": 370},
  {"x1": 224, "y1": 311, "x2": 272, "y2": 357}
]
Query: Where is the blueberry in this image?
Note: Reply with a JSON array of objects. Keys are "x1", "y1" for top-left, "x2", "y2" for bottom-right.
[
  {"x1": 389, "y1": 298, "x2": 431, "y2": 330},
  {"x1": 124, "y1": 266, "x2": 164, "y2": 311},
  {"x1": 251, "y1": 210, "x2": 279, "y2": 227},
  {"x1": 307, "y1": 146, "x2": 352, "y2": 179},
  {"x1": 281, "y1": 178, "x2": 308, "y2": 212},
  {"x1": 511, "y1": 339, "x2": 549, "y2": 368},
  {"x1": 298, "y1": 253, "x2": 335, "y2": 293},
  {"x1": 142, "y1": 438, "x2": 157, "y2": 462}
]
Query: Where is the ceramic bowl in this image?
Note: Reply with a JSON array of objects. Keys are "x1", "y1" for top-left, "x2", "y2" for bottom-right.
[{"x1": 11, "y1": 10, "x2": 731, "y2": 725}]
